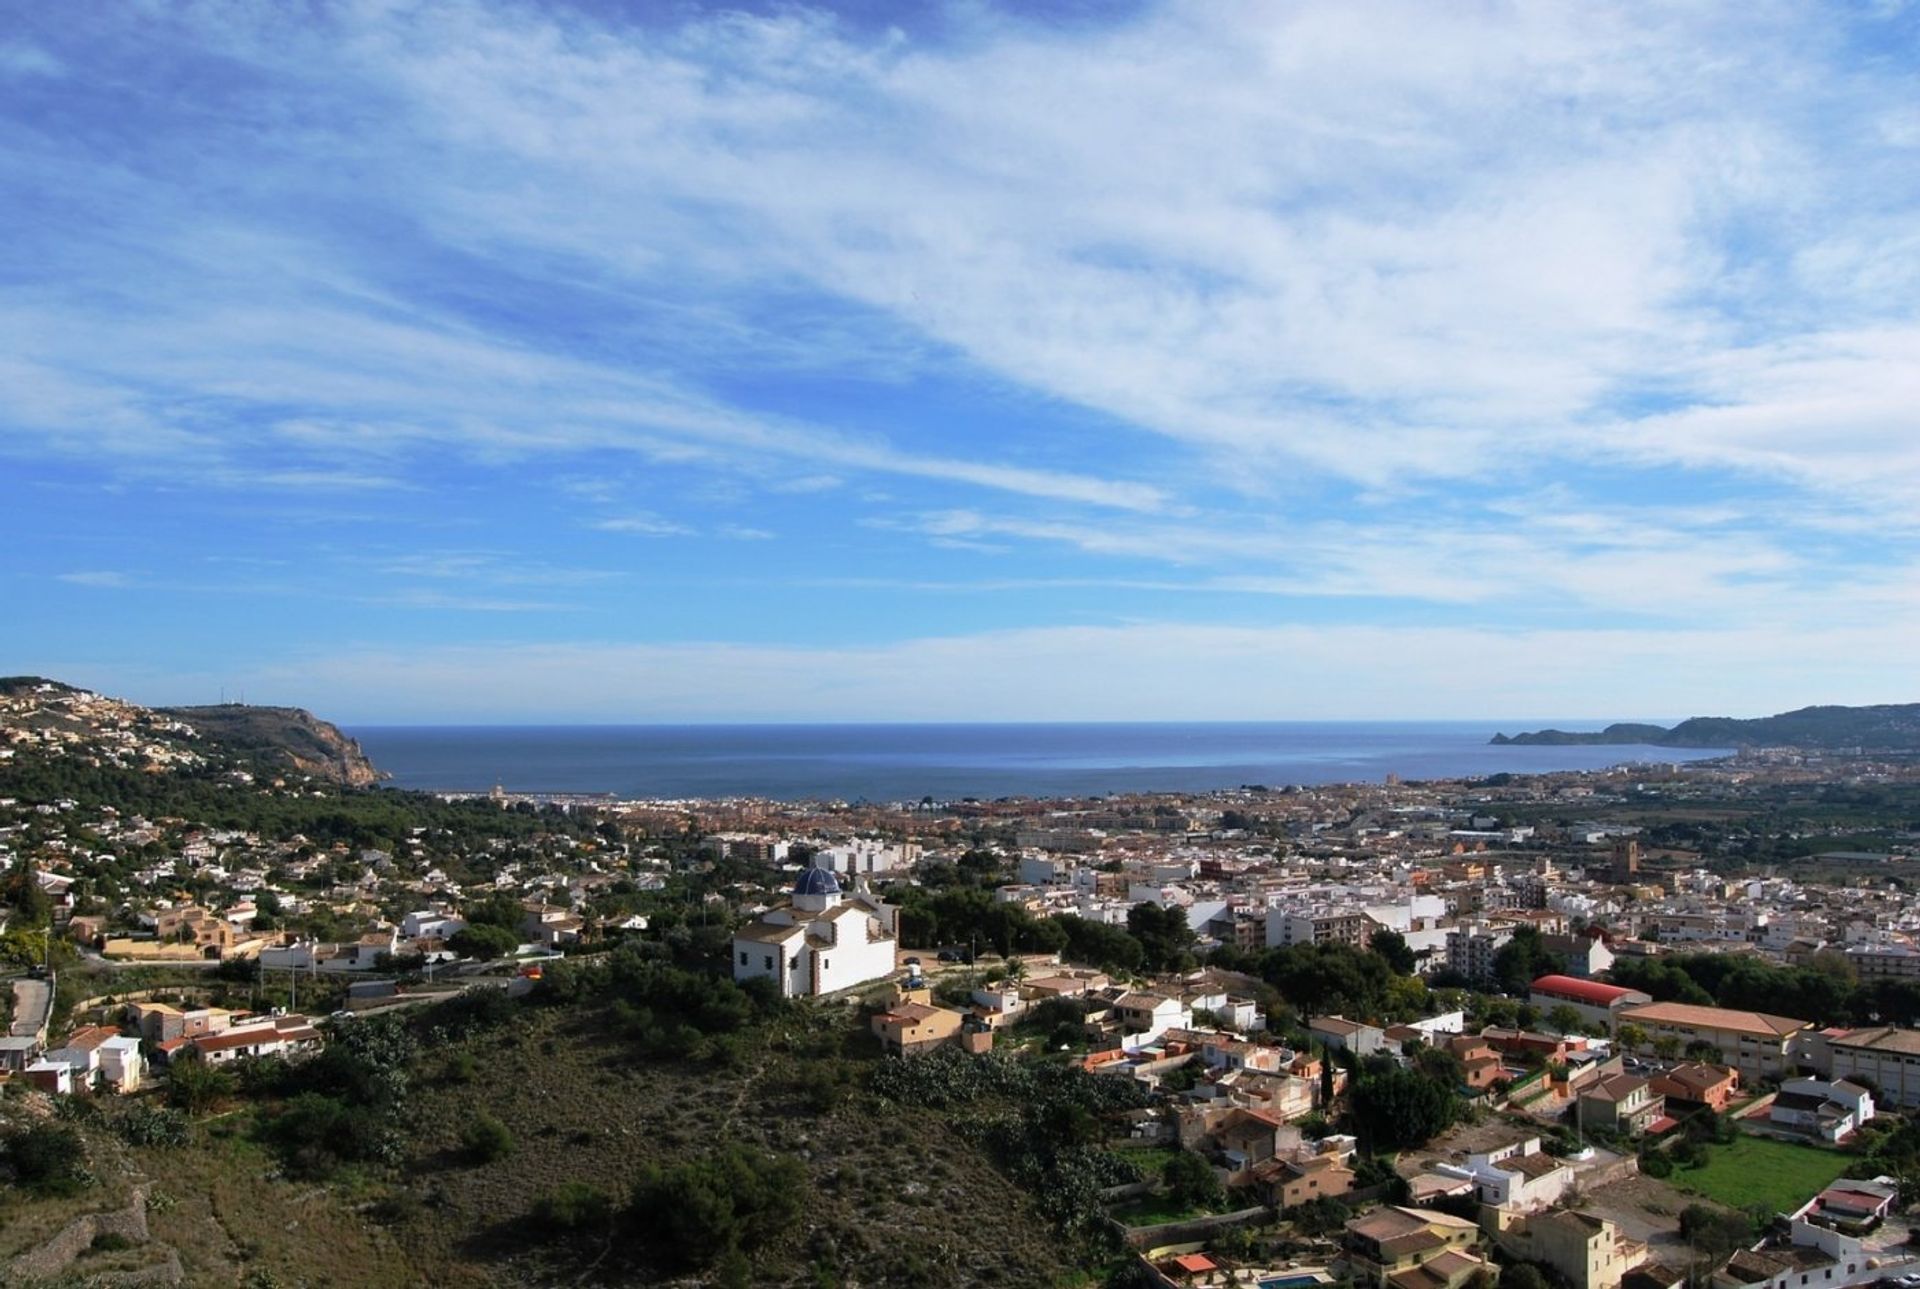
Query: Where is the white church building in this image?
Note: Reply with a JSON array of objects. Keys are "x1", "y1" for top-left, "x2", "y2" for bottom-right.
[{"x1": 732, "y1": 866, "x2": 900, "y2": 998}]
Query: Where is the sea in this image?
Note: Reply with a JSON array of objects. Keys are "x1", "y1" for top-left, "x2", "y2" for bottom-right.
[{"x1": 345, "y1": 722, "x2": 1729, "y2": 803}]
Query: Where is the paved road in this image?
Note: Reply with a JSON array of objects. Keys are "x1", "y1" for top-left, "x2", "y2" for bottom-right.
[{"x1": 9, "y1": 978, "x2": 52, "y2": 1040}]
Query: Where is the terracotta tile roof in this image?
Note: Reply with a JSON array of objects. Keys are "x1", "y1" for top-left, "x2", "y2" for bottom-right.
[
  {"x1": 1619, "y1": 1001, "x2": 1809, "y2": 1038},
  {"x1": 1830, "y1": 1025, "x2": 1920, "y2": 1055},
  {"x1": 58, "y1": 1025, "x2": 123, "y2": 1052},
  {"x1": 1584, "y1": 1074, "x2": 1651, "y2": 1103},
  {"x1": 1654, "y1": 1061, "x2": 1736, "y2": 1094},
  {"x1": 732, "y1": 921, "x2": 806, "y2": 943},
  {"x1": 192, "y1": 1021, "x2": 320, "y2": 1056}
]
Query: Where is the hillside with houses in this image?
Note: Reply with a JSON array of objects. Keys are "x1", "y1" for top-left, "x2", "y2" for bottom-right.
[{"x1": 4, "y1": 683, "x2": 1920, "y2": 1285}]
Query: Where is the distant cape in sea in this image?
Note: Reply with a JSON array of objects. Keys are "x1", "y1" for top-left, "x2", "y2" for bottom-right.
[{"x1": 1491, "y1": 702, "x2": 1920, "y2": 751}]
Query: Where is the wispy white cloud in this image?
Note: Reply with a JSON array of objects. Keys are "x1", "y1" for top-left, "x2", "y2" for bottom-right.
[
  {"x1": 57, "y1": 571, "x2": 134, "y2": 589},
  {"x1": 593, "y1": 513, "x2": 695, "y2": 537},
  {"x1": 873, "y1": 503, "x2": 1839, "y2": 621},
  {"x1": 769, "y1": 474, "x2": 844, "y2": 495},
  {"x1": 376, "y1": 551, "x2": 621, "y2": 586},
  {"x1": 8, "y1": 0, "x2": 1920, "y2": 719},
  {"x1": 11, "y1": 1, "x2": 1914, "y2": 510},
  {"x1": 366, "y1": 591, "x2": 572, "y2": 613},
  {"x1": 0, "y1": 41, "x2": 63, "y2": 79},
  {"x1": 178, "y1": 0, "x2": 1906, "y2": 500}
]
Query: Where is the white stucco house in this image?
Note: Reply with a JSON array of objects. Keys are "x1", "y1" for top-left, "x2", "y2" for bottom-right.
[
  {"x1": 402, "y1": 909, "x2": 467, "y2": 939},
  {"x1": 1772, "y1": 1077, "x2": 1876, "y2": 1143},
  {"x1": 1436, "y1": 1137, "x2": 1577, "y2": 1214},
  {"x1": 1114, "y1": 992, "x2": 1192, "y2": 1044},
  {"x1": 97, "y1": 1036, "x2": 145, "y2": 1093},
  {"x1": 731, "y1": 867, "x2": 899, "y2": 998}
]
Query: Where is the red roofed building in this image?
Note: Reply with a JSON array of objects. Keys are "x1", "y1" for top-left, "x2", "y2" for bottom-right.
[
  {"x1": 163, "y1": 1015, "x2": 324, "y2": 1065},
  {"x1": 1530, "y1": 975, "x2": 1653, "y2": 1029}
]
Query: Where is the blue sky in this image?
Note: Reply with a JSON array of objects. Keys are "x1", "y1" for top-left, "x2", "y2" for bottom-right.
[{"x1": 4, "y1": 0, "x2": 1919, "y2": 723}]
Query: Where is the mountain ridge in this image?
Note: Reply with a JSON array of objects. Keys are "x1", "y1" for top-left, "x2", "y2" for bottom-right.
[
  {"x1": 0, "y1": 676, "x2": 384, "y2": 786},
  {"x1": 1491, "y1": 702, "x2": 1920, "y2": 751}
]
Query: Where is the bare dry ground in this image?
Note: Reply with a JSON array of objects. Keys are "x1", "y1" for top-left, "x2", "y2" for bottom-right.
[{"x1": 1569, "y1": 1172, "x2": 1714, "y2": 1259}]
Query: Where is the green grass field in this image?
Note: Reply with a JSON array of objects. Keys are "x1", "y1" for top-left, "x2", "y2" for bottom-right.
[{"x1": 1672, "y1": 1135, "x2": 1852, "y2": 1213}]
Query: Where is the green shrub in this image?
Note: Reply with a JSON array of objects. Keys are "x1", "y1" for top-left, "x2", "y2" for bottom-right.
[
  {"x1": 461, "y1": 1112, "x2": 515, "y2": 1164},
  {"x1": 260, "y1": 1092, "x2": 394, "y2": 1178},
  {"x1": 631, "y1": 1143, "x2": 805, "y2": 1270},
  {"x1": 6, "y1": 1123, "x2": 92, "y2": 1195},
  {"x1": 448, "y1": 924, "x2": 519, "y2": 961},
  {"x1": 1162, "y1": 1150, "x2": 1223, "y2": 1210},
  {"x1": 54, "y1": 1093, "x2": 102, "y2": 1123},
  {"x1": 167, "y1": 1058, "x2": 236, "y2": 1114},
  {"x1": 531, "y1": 1181, "x2": 615, "y2": 1233},
  {"x1": 118, "y1": 1104, "x2": 191, "y2": 1148}
]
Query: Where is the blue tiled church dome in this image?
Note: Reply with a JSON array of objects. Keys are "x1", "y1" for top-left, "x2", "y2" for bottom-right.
[{"x1": 793, "y1": 866, "x2": 841, "y2": 897}]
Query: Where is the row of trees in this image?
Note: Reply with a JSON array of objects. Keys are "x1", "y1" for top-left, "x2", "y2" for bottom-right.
[
  {"x1": 1610, "y1": 949, "x2": 1920, "y2": 1027},
  {"x1": 1207, "y1": 939, "x2": 1438, "y2": 1028},
  {"x1": 888, "y1": 883, "x2": 1203, "y2": 975}
]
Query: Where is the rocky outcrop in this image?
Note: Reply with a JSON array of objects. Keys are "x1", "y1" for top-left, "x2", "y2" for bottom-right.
[{"x1": 159, "y1": 703, "x2": 386, "y2": 786}]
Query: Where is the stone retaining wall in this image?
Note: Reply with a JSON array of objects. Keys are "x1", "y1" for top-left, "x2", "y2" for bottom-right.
[
  {"x1": 7, "y1": 1184, "x2": 150, "y2": 1283},
  {"x1": 1122, "y1": 1203, "x2": 1270, "y2": 1249}
]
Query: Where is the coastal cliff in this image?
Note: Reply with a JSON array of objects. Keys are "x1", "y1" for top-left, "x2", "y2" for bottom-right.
[
  {"x1": 1, "y1": 678, "x2": 384, "y2": 786},
  {"x1": 158, "y1": 703, "x2": 386, "y2": 785}
]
